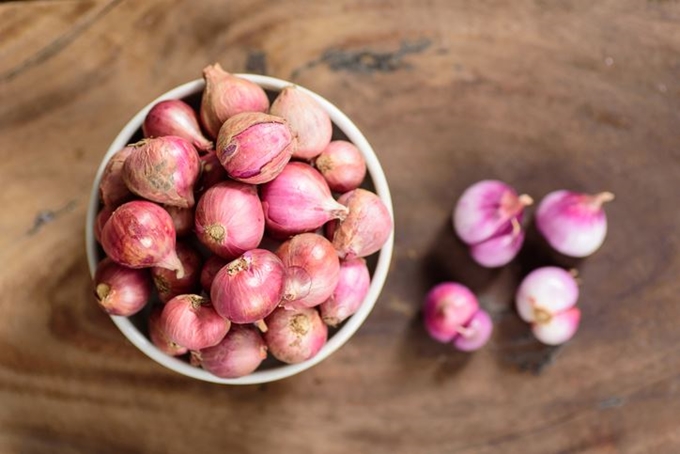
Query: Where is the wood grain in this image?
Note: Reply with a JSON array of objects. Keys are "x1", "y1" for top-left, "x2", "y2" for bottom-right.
[{"x1": 2, "y1": 0, "x2": 680, "y2": 452}]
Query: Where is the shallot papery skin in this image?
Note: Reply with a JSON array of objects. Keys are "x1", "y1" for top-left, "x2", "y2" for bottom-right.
[
  {"x1": 101, "y1": 201, "x2": 184, "y2": 277},
  {"x1": 160, "y1": 294, "x2": 230, "y2": 350},
  {"x1": 453, "y1": 180, "x2": 532, "y2": 245},
  {"x1": 100, "y1": 146, "x2": 134, "y2": 208},
  {"x1": 200, "y1": 255, "x2": 228, "y2": 293},
  {"x1": 210, "y1": 249, "x2": 285, "y2": 324},
  {"x1": 261, "y1": 162, "x2": 348, "y2": 238},
  {"x1": 276, "y1": 233, "x2": 340, "y2": 309},
  {"x1": 319, "y1": 257, "x2": 371, "y2": 327},
  {"x1": 453, "y1": 309, "x2": 493, "y2": 352},
  {"x1": 94, "y1": 258, "x2": 152, "y2": 316},
  {"x1": 469, "y1": 219, "x2": 525, "y2": 268},
  {"x1": 326, "y1": 188, "x2": 392, "y2": 259},
  {"x1": 123, "y1": 136, "x2": 200, "y2": 208},
  {"x1": 216, "y1": 112, "x2": 295, "y2": 184},
  {"x1": 264, "y1": 307, "x2": 328, "y2": 364},
  {"x1": 143, "y1": 100, "x2": 213, "y2": 153},
  {"x1": 269, "y1": 85, "x2": 332, "y2": 160},
  {"x1": 164, "y1": 205, "x2": 194, "y2": 237},
  {"x1": 536, "y1": 190, "x2": 614, "y2": 258},
  {"x1": 515, "y1": 267, "x2": 581, "y2": 345},
  {"x1": 200, "y1": 63, "x2": 270, "y2": 138},
  {"x1": 94, "y1": 206, "x2": 113, "y2": 243},
  {"x1": 422, "y1": 282, "x2": 479, "y2": 343},
  {"x1": 194, "y1": 325, "x2": 267, "y2": 378},
  {"x1": 194, "y1": 181, "x2": 264, "y2": 259},
  {"x1": 314, "y1": 140, "x2": 367, "y2": 193},
  {"x1": 148, "y1": 306, "x2": 188, "y2": 356},
  {"x1": 151, "y1": 242, "x2": 202, "y2": 303}
]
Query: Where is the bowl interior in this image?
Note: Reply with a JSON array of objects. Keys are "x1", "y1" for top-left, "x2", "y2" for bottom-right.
[{"x1": 86, "y1": 75, "x2": 394, "y2": 384}]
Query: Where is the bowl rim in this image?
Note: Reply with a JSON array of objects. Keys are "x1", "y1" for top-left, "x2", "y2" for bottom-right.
[{"x1": 85, "y1": 74, "x2": 394, "y2": 384}]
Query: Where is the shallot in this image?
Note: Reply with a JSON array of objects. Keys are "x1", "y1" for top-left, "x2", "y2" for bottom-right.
[
  {"x1": 123, "y1": 136, "x2": 200, "y2": 208},
  {"x1": 314, "y1": 140, "x2": 367, "y2": 193},
  {"x1": 151, "y1": 242, "x2": 202, "y2": 303},
  {"x1": 454, "y1": 180, "x2": 532, "y2": 267},
  {"x1": 94, "y1": 258, "x2": 152, "y2": 316},
  {"x1": 277, "y1": 233, "x2": 340, "y2": 309},
  {"x1": 215, "y1": 112, "x2": 295, "y2": 184},
  {"x1": 200, "y1": 255, "x2": 228, "y2": 293},
  {"x1": 536, "y1": 190, "x2": 614, "y2": 257},
  {"x1": 193, "y1": 325, "x2": 267, "y2": 378},
  {"x1": 200, "y1": 63, "x2": 270, "y2": 138},
  {"x1": 264, "y1": 307, "x2": 328, "y2": 364},
  {"x1": 423, "y1": 282, "x2": 479, "y2": 343},
  {"x1": 101, "y1": 201, "x2": 184, "y2": 277},
  {"x1": 160, "y1": 294, "x2": 230, "y2": 350},
  {"x1": 210, "y1": 249, "x2": 285, "y2": 324},
  {"x1": 99, "y1": 146, "x2": 134, "y2": 207},
  {"x1": 143, "y1": 100, "x2": 213, "y2": 153},
  {"x1": 261, "y1": 162, "x2": 348, "y2": 238},
  {"x1": 326, "y1": 188, "x2": 392, "y2": 259},
  {"x1": 196, "y1": 150, "x2": 228, "y2": 194},
  {"x1": 194, "y1": 181, "x2": 264, "y2": 259},
  {"x1": 269, "y1": 85, "x2": 332, "y2": 159},
  {"x1": 148, "y1": 306, "x2": 188, "y2": 356},
  {"x1": 515, "y1": 267, "x2": 581, "y2": 345},
  {"x1": 164, "y1": 205, "x2": 194, "y2": 237},
  {"x1": 319, "y1": 257, "x2": 370, "y2": 327}
]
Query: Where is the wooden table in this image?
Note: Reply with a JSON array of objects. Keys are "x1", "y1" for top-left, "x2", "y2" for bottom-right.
[{"x1": 2, "y1": 1, "x2": 679, "y2": 452}]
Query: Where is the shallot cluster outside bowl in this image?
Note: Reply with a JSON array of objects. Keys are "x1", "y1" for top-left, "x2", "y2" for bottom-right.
[{"x1": 85, "y1": 74, "x2": 394, "y2": 385}]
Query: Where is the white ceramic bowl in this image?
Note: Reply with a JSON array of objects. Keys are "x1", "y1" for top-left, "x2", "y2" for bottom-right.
[{"x1": 85, "y1": 74, "x2": 394, "y2": 384}]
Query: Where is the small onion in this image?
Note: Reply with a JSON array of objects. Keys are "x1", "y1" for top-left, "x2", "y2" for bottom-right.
[
  {"x1": 99, "y1": 146, "x2": 134, "y2": 208},
  {"x1": 264, "y1": 307, "x2": 328, "y2": 364},
  {"x1": 277, "y1": 233, "x2": 340, "y2": 309},
  {"x1": 319, "y1": 257, "x2": 371, "y2": 327},
  {"x1": 536, "y1": 190, "x2": 614, "y2": 258},
  {"x1": 269, "y1": 85, "x2": 332, "y2": 160},
  {"x1": 93, "y1": 258, "x2": 152, "y2": 316},
  {"x1": 160, "y1": 294, "x2": 230, "y2": 350},
  {"x1": 261, "y1": 162, "x2": 348, "y2": 238},
  {"x1": 210, "y1": 249, "x2": 285, "y2": 324},
  {"x1": 148, "y1": 306, "x2": 188, "y2": 356},
  {"x1": 314, "y1": 140, "x2": 367, "y2": 193},
  {"x1": 101, "y1": 201, "x2": 184, "y2": 277},
  {"x1": 123, "y1": 136, "x2": 200, "y2": 208},
  {"x1": 453, "y1": 180, "x2": 532, "y2": 245},
  {"x1": 515, "y1": 267, "x2": 581, "y2": 345},
  {"x1": 422, "y1": 282, "x2": 479, "y2": 343},
  {"x1": 215, "y1": 112, "x2": 295, "y2": 184},
  {"x1": 194, "y1": 181, "x2": 264, "y2": 259},
  {"x1": 151, "y1": 242, "x2": 202, "y2": 303},
  {"x1": 200, "y1": 63, "x2": 270, "y2": 139},
  {"x1": 200, "y1": 255, "x2": 228, "y2": 294},
  {"x1": 196, "y1": 150, "x2": 229, "y2": 195},
  {"x1": 193, "y1": 325, "x2": 267, "y2": 378},
  {"x1": 164, "y1": 205, "x2": 194, "y2": 237},
  {"x1": 143, "y1": 99, "x2": 213, "y2": 153},
  {"x1": 326, "y1": 188, "x2": 392, "y2": 259}
]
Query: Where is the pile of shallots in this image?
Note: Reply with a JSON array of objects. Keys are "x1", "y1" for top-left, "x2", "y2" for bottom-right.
[
  {"x1": 93, "y1": 64, "x2": 392, "y2": 378},
  {"x1": 424, "y1": 180, "x2": 613, "y2": 351}
]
